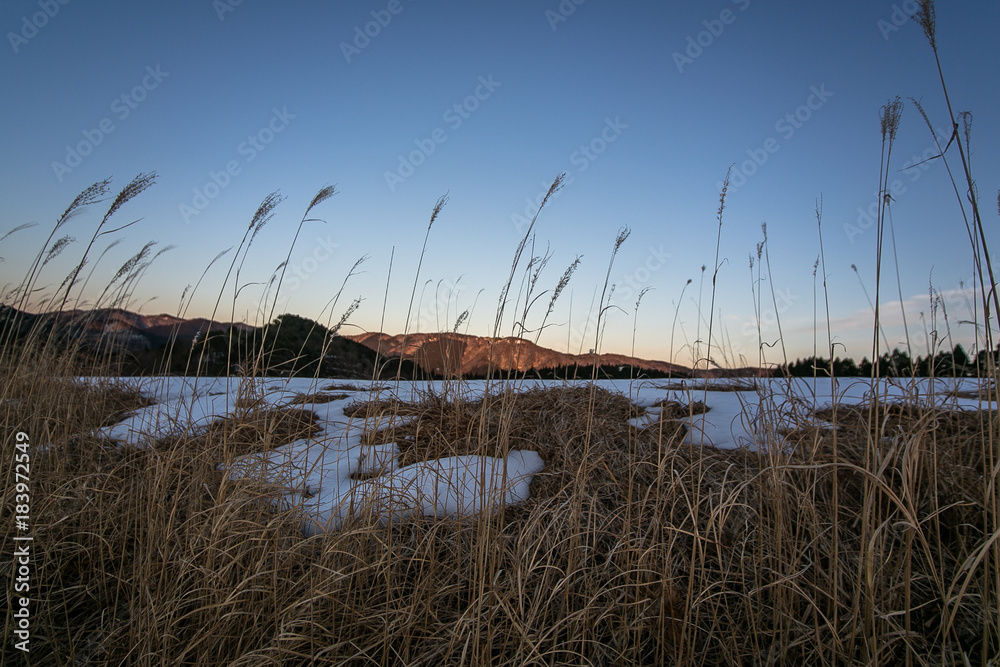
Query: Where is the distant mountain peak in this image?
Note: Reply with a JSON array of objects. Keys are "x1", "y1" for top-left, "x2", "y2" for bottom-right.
[{"x1": 344, "y1": 331, "x2": 706, "y2": 378}]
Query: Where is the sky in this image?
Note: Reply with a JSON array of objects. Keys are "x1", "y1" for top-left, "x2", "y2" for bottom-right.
[{"x1": 1, "y1": 1, "x2": 997, "y2": 368}]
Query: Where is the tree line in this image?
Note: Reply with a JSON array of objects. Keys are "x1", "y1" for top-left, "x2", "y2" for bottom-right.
[{"x1": 780, "y1": 344, "x2": 994, "y2": 378}]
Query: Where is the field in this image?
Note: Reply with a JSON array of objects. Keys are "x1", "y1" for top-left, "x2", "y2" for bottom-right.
[{"x1": 2, "y1": 358, "x2": 998, "y2": 664}]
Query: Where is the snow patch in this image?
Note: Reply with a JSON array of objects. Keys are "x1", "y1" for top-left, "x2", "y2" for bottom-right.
[
  {"x1": 93, "y1": 376, "x2": 546, "y2": 535},
  {"x1": 91, "y1": 375, "x2": 988, "y2": 533}
]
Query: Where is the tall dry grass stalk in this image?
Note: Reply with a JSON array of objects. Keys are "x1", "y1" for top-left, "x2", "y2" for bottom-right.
[
  {"x1": 669, "y1": 277, "x2": 692, "y2": 373},
  {"x1": 592, "y1": 226, "x2": 631, "y2": 370}
]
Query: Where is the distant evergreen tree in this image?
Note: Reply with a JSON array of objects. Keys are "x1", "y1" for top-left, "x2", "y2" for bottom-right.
[
  {"x1": 951, "y1": 343, "x2": 971, "y2": 376},
  {"x1": 923, "y1": 343, "x2": 972, "y2": 377},
  {"x1": 885, "y1": 348, "x2": 913, "y2": 376},
  {"x1": 833, "y1": 357, "x2": 859, "y2": 377},
  {"x1": 975, "y1": 345, "x2": 999, "y2": 375}
]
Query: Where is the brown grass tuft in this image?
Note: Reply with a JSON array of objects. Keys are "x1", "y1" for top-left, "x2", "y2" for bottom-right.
[
  {"x1": 202, "y1": 406, "x2": 321, "y2": 457},
  {"x1": 287, "y1": 391, "x2": 349, "y2": 405}
]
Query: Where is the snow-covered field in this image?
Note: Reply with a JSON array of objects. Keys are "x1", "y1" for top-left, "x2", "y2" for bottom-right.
[{"x1": 94, "y1": 375, "x2": 993, "y2": 535}]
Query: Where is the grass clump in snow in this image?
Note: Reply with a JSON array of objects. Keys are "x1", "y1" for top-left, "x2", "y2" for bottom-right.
[{"x1": 202, "y1": 405, "x2": 321, "y2": 457}]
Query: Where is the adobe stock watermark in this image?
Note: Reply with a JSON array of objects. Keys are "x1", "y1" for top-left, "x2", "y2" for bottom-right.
[
  {"x1": 340, "y1": 0, "x2": 414, "y2": 63},
  {"x1": 51, "y1": 65, "x2": 169, "y2": 183},
  {"x1": 563, "y1": 244, "x2": 669, "y2": 355},
  {"x1": 284, "y1": 234, "x2": 340, "y2": 292},
  {"x1": 384, "y1": 75, "x2": 501, "y2": 192},
  {"x1": 842, "y1": 125, "x2": 950, "y2": 244},
  {"x1": 412, "y1": 277, "x2": 465, "y2": 332},
  {"x1": 673, "y1": 0, "x2": 751, "y2": 73},
  {"x1": 616, "y1": 245, "x2": 672, "y2": 305},
  {"x1": 717, "y1": 84, "x2": 833, "y2": 193},
  {"x1": 11, "y1": 430, "x2": 33, "y2": 653},
  {"x1": 568, "y1": 307, "x2": 601, "y2": 356},
  {"x1": 724, "y1": 284, "x2": 799, "y2": 362},
  {"x1": 510, "y1": 117, "x2": 628, "y2": 234},
  {"x1": 545, "y1": 0, "x2": 586, "y2": 31},
  {"x1": 877, "y1": 0, "x2": 920, "y2": 41},
  {"x1": 179, "y1": 107, "x2": 295, "y2": 224},
  {"x1": 7, "y1": 0, "x2": 71, "y2": 54},
  {"x1": 213, "y1": 0, "x2": 244, "y2": 21}
]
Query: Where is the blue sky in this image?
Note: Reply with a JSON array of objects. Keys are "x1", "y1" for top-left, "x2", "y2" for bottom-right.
[{"x1": 1, "y1": 1, "x2": 997, "y2": 367}]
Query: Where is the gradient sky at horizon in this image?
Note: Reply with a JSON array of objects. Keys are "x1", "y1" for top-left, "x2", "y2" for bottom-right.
[{"x1": 1, "y1": 1, "x2": 997, "y2": 367}]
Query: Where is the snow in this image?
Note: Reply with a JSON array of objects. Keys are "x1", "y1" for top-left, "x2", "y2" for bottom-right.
[
  {"x1": 310, "y1": 450, "x2": 544, "y2": 534},
  {"x1": 91, "y1": 375, "x2": 992, "y2": 535},
  {"x1": 619, "y1": 376, "x2": 991, "y2": 449},
  {"x1": 93, "y1": 376, "x2": 548, "y2": 535}
]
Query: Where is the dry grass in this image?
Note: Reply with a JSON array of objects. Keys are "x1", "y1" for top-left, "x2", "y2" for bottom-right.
[
  {"x1": 1, "y1": 204, "x2": 996, "y2": 666},
  {"x1": 3, "y1": 352, "x2": 998, "y2": 664},
  {"x1": 201, "y1": 406, "x2": 321, "y2": 457},
  {"x1": 653, "y1": 397, "x2": 710, "y2": 418},
  {"x1": 322, "y1": 382, "x2": 367, "y2": 392},
  {"x1": 288, "y1": 392, "x2": 350, "y2": 405},
  {"x1": 946, "y1": 382, "x2": 996, "y2": 401},
  {"x1": 657, "y1": 379, "x2": 760, "y2": 393}
]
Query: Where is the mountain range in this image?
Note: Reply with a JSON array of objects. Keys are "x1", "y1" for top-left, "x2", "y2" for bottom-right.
[
  {"x1": 0, "y1": 306, "x2": 252, "y2": 351},
  {"x1": 346, "y1": 332, "x2": 768, "y2": 379},
  {"x1": 345, "y1": 332, "x2": 695, "y2": 378},
  {"x1": 1, "y1": 307, "x2": 767, "y2": 378}
]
